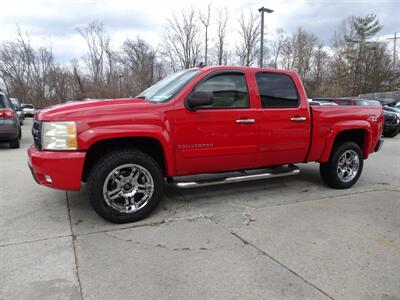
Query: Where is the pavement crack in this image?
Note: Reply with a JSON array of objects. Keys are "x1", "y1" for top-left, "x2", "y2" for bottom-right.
[
  {"x1": 212, "y1": 219, "x2": 335, "y2": 300},
  {"x1": 104, "y1": 230, "x2": 226, "y2": 252},
  {"x1": 0, "y1": 234, "x2": 71, "y2": 248},
  {"x1": 79, "y1": 213, "x2": 214, "y2": 238},
  {"x1": 66, "y1": 192, "x2": 84, "y2": 300},
  {"x1": 245, "y1": 187, "x2": 399, "y2": 210}
]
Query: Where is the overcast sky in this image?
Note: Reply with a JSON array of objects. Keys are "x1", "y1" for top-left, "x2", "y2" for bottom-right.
[{"x1": 0, "y1": 0, "x2": 398, "y2": 63}]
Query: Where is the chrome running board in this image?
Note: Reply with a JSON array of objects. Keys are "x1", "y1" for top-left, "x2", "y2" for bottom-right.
[{"x1": 170, "y1": 165, "x2": 300, "y2": 189}]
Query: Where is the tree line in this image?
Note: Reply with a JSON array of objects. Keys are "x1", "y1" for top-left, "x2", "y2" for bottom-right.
[{"x1": 0, "y1": 7, "x2": 398, "y2": 108}]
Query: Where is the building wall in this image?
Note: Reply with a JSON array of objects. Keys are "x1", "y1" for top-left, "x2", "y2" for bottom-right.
[{"x1": 358, "y1": 91, "x2": 400, "y2": 102}]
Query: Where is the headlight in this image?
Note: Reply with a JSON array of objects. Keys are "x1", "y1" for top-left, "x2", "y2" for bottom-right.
[{"x1": 42, "y1": 121, "x2": 77, "y2": 150}]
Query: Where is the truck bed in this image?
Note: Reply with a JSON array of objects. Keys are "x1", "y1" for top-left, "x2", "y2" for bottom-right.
[{"x1": 307, "y1": 105, "x2": 384, "y2": 162}]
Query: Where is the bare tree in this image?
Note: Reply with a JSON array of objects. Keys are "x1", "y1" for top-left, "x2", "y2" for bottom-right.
[
  {"x1": 77, "y1": 21, "x2": 112, "y2": 87},
  {"x1": 236, "y1": 11, "x2": 260, "y2": 66},
  {"x1": 0, "y1": 31, "x2": 70, "y2": 107},
  {"x1": 162, "y1": 8, "x2": 202, "y2": 70},
  {"x1": 122, "y1": 37, "x2": 157, "y2": 93},
  {"x1": 71, "y1": 59, "x2": 85, "y2": 98},
  {"x1": 281, "y1": 27, "x2": 318, "y2": 81},
  {"x1": 268, "y1": 28, "x2": 287, "y2": 68},
  {"x1": 199, "y1": 4, "x2": 211, "y2": 65},
  {"x1": 215, "y1": 7, "x2": 229, "y2": 65}
]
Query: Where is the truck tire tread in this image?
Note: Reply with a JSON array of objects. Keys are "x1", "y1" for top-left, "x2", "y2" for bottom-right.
[
  {"x1": 319, "y1": 141, "x2": 363, "y2": 189},
  {"x1": 87, "y1": 148, "x2": 164, "y2": 223}
]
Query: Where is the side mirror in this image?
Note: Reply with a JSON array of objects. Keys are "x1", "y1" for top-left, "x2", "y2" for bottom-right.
[{"x1": 186, "y1": 91, "x2": 213, "y2": 111}]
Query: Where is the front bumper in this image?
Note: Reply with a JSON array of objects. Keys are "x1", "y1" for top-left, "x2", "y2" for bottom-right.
[
  {"x1": 383, "y1": 123, "x2": 400, "y2": 131},
  {"x1": 27, "y1": 145, "x2": 86, "y2": 191}
]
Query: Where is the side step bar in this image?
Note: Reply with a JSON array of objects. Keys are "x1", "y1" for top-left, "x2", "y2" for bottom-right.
[{"x1": 169, "y1": 165, "x2": 300, "y2": 189}]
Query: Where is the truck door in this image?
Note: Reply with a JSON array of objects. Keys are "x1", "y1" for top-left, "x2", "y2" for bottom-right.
[
  {"x1": 255, "y1": 72, "x2": 311, "y2": 166},
  {"x1": 173, "y1": 71, "x2": 259, "y2": 175}
]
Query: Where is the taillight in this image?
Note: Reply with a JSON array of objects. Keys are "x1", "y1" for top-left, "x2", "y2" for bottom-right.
[{"x1": 0, "y1": 109, "x2": 15, "y2": 118}]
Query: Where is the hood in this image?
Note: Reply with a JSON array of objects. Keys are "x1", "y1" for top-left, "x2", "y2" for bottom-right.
[{"x1": 36, "y1": 98, "x2": 157, "y2": 121}]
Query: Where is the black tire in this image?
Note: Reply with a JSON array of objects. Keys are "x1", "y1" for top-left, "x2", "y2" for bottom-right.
[
  {"x1": 383, "y1": 127, "x2": 399, "y2": 138},
  {"x1": 9, "y1": 138, "x2": 20, "y2": 149},
  {"x1": 319, "y1": 141, "x2": 363, "y2": 189},
  {"x1": 87, "y1": 149, "x2": 164, "y2": 223}
]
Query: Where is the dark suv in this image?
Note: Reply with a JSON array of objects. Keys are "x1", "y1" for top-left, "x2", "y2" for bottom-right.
[{"x1": 0, "y1": 91, "x2": 21, "y2": 148}]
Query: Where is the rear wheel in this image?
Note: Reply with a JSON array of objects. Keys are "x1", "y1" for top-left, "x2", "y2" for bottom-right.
[
  {"x1": 320, "y1": 142, "x2": 363, "y2": 189},
  {"x1": 88, "y1": 149, "x2": 164, "y2": 223}
]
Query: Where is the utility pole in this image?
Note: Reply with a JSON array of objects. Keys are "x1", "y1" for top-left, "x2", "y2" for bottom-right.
[
  {"x1": 388, "y1": 33, "x2": 398, "y2": 72},
  {"x1": 258, "y1": 7, "x2": 274, "y2": 68}
]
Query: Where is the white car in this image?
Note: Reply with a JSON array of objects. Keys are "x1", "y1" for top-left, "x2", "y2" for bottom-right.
[{"x1": 22, "y1": 103, "x2": 35, "y2": 117}]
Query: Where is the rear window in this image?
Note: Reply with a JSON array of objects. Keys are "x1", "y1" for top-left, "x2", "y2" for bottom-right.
[
  {"x1": 23, "y1": 104, "x2": 34, "y2": 108},
  {"x1": 255, "y1": 72, "x2": 299, "y2": 108}
]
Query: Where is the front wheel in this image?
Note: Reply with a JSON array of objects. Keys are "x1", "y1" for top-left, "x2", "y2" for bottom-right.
[
  {"x1": 320, "y1": 142, "x2": 363, "y2": 189},
  {"x1": 88, "y1": 149, "x2": 164, "y2": 223}
]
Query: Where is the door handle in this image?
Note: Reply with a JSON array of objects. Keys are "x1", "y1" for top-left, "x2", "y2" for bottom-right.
[
  {"x1": 236, "y1": 119, "x2": 255, "y2": 124},
  {"x1": 290, "y1": 117, "x2": 307, "y2": 122}
]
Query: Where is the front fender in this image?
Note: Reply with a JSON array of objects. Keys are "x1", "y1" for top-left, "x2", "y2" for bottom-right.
[
  {"x1": 320, "y1": 120, "x2": 372, "y2": 162},
  {"x1": 78, "y1": 124, "x2": 175, "y2": 176}
]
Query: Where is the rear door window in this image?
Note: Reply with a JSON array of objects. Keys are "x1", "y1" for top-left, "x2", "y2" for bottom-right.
[{"x1": 255, "y1": 72, "x2": 299, "y2": 108}]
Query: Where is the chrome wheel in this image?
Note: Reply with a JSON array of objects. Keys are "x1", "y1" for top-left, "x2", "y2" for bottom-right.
[
  {"x1": 337, "y1": 150, "x2": 359, "y2": 183},
  {"x1": 102, "y1": 164, "x2": 154, "y2": 213}
]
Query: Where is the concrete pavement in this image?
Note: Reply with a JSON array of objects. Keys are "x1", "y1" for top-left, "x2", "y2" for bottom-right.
[{"x1": 1, "y1": 119, "x2": 399, "y2": 300}]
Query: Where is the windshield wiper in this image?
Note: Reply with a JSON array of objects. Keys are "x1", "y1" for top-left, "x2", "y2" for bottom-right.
[{"x1": 136, "y1": 96, "x2": 147, "y2": 100}]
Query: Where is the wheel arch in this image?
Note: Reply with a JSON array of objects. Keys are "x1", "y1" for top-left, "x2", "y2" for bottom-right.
[
  {"x1": 320, "y1": 122, "x2": 372, "y2": 162},
  {"x1": 81, "y1": 136, "x2": 172, "y2": 182}
]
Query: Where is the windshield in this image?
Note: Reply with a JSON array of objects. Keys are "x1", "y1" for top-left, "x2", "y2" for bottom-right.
[
  {"x1": 10, "y1": 98, "x2": 20, "y2": 108},
  {"x1": 23, "y1": 104, "x2": 34, "y2": 109},
  {"x1": 137, "y1": 69, "x2": 201, "y2": 102}
]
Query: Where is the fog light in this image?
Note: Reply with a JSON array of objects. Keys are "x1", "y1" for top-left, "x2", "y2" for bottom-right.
[{"x1": 44, "y1": 175, "x2": 52, "y2": 183}]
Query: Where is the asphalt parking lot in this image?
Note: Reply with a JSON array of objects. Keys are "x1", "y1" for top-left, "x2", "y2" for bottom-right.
[{"x1": 1, "y1": 119, "x2": 399, "y2": 300}]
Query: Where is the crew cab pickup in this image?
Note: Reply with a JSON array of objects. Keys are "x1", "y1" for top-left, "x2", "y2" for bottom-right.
[{"x1": 28, "y1": 66, "x2": 384, "y2": 223}]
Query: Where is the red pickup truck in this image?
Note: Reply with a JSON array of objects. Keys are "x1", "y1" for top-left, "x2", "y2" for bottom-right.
[{"x1": 28, "y1": 66, "x2": 384, "y2": 223}]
